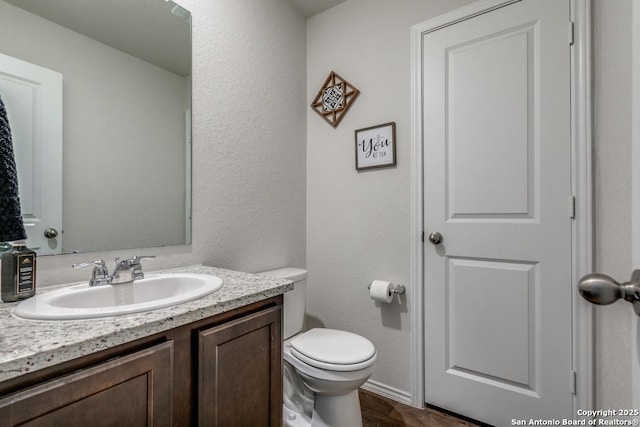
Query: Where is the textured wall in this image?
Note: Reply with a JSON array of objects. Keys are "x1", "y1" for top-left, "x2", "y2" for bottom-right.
[
  {"x1": 183, "y1": 0, "x2": 307, "y2": 272},
  {"x1": 29, "y1": 0, "x2": 307, "y2": 284},
  {"x1": 593, "y1": 0, "x2": 633, "y2": 410},
  {"x1": 306, "y1": 0, "x2": 473, "y2": 399}
]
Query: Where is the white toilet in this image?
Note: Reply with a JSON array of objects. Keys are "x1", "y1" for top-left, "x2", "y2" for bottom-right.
[{"x1": 259, "y1": 268, "x2": 376, "y2": 427}]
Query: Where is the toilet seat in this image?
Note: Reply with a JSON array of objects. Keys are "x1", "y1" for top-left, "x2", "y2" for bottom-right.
[
  {"x1": 289, "y1": 328, "x2": 376, "y2": 372},
  {"x1": 284, "y1": 344, "x2": 375, "y2": 383}
]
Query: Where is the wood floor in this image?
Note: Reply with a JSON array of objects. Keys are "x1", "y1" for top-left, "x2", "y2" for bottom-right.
[{"x1": 359, "y1": 389, "x2": 484, "y2": 427}]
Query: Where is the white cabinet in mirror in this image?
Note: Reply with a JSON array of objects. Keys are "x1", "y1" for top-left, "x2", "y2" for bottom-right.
[{"x1": 0, "y1": 0, "x2": 192, "y2": 255}]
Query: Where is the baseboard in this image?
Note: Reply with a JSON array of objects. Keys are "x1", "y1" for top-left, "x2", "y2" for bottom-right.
[{"x1": 361, "y1": 380, "x2": 418, "y2": 408}]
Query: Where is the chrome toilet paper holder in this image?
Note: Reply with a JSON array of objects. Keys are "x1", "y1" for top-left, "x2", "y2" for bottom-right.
[{"x1": 367, "y1": 282, "x2": 406, "y2": 295}]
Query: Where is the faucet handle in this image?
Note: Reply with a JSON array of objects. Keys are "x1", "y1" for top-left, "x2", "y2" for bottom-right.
[
  {"x1": 114, "y1": 255, "x2": 155, "y2": 267},
  {"x1": 110, "y1": 255, "x2": 156, "y2": 284},
  {"x1": 72, "y1": 259, "x2": 111, "y2": 286},
  {"x1": 72, "y1": 259, "x2": 106, "y2": 269},
  {"x1": 131, "y1": 255, "x2": 156, "y2": 263},
  {"x1": 131, "y1": 255, "x2": 155, "y2": 280}
]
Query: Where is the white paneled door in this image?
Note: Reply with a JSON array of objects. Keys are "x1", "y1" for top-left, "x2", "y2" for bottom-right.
[
  {"x1": 423, "y1": 0, "x2": 572, "y2": 424},
  {"x1": 0, "y1": 53, "x2": 62, "y2": 255}
]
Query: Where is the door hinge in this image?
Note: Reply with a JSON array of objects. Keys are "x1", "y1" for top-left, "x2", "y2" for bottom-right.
[
  {"x1": 568, "y1": 21, "x2": 575, "y2": 46},
  {"x1": 569, "y1": 196, "x2": 576, "y2": 219},
  {"x1": 570, "y1": 370, "x2": 577, "y2": 395}
]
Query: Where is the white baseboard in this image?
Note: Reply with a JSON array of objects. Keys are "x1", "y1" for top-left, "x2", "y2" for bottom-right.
[{"x1": 361, "y1": 380, "x2": 419, "y2": 409}]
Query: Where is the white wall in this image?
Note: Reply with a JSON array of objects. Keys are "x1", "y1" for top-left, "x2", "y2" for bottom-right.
[
  {"x1": 21, "y1": 0, "x2": 307, "y2": 285},
  {"x1": 185, "y1": 0, "x2": 307, "y2": 272},
  {"x1": 593, "y1": 0, "x2": 633, "y2": 410},
  {"x1": 631, "y1": 0, "x2": 640, "y2": 414},
  {"x1": 306, "y1": 0, "x2": 473, "y2": 399},
  {"x1": 0, "y1": 1, "x2": 187, "y2": 252}
]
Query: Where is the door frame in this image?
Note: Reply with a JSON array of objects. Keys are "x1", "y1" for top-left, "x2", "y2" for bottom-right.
[{"x1": 409, "y1": 0, "x2": 593, "y2": 412}]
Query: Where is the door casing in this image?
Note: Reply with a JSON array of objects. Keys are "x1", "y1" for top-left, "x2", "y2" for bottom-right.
[{"x1": 409, "y1": 0, "x2": 593, "y2": 412}]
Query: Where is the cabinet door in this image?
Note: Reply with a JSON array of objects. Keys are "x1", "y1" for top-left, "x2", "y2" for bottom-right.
[
  {"x1": 199, "y1": 305, "x2": 282, "y2": 427},
  {"x1": 0, "y1": 341, "x2": 173, "y2": 426}
]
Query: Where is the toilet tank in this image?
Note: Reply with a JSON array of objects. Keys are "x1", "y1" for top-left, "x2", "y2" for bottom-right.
[{"x1": 258, "y1": 267, "x2": 307, "y2": 340}]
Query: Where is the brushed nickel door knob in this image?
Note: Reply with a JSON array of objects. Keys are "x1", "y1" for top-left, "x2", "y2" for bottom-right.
[
  {"x1": 578, "y1": 270, "x2": 640, "y2": 316},
  {"x1": 428, "y1": 232, "x2": 443, "y2": 245},
  {"x1": 44, "y1": 228, "x2": 58, "y2": 238}
]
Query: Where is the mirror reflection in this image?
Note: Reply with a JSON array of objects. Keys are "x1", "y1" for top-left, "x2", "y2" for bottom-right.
[{"x1": 0, "y1": 0, "x2": 192, "y2": 255}]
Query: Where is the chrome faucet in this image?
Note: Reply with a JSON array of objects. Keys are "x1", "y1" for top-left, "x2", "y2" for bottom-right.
[
  {"x1": 72, "y1": 259, "x2": 111, "y2": 286},
  {"x1": 111, "y1": 255, "x2": 155, "y2": 284},
  {"x1": 73, "y1": 255, "x2": 155, "y2": 286}
]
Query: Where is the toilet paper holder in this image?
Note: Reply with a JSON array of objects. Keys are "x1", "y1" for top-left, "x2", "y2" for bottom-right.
[{"x1": 367, "y1": 282, "x2": 406, "y2": 295}]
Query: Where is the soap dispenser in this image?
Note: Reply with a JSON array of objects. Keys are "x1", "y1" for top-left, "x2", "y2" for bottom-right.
[{"x1": 1, "y1": 240, "x2": 36, "y2": 302}]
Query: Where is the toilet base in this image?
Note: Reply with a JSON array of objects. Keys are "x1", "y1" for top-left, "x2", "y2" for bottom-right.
[
  {"x1": 283, "y1": 389, "x2": 364, "y2": 427},
  {"x1": 311, "y1": 389, "x2": 363, "y2": 427},
  {"x1": 283, "y1": 404, "x2": 312, "y2": 427}
]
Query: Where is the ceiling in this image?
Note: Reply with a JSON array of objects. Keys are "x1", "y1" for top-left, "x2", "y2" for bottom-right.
[
  {"x1": 287, "y1": 0, "x2": 347, "y2": 18},
  {"x1": 4, "y1": 0, "x2": 191, "y2": 76},
  {"x1": 6, "y1": 0, "x2": 347, "y2": 76}
]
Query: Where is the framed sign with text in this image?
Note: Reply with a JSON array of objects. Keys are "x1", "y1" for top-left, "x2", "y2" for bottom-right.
[{"x1": 355, "y1": 122, "x2": 396, "y2": 171}]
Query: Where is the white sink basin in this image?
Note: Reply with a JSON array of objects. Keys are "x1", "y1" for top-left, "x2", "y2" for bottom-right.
[{"x1": 13, "y1": 273, "x2": 224, "y2": 320}]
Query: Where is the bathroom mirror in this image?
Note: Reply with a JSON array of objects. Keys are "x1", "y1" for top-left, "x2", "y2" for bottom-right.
[{"x1": 0, "y1": 0, "x2": 192, "y2": 255}]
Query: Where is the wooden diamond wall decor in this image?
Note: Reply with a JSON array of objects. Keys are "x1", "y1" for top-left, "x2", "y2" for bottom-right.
[{"x1": 311, "y1": 71, "x2": 360, "y2": 128}]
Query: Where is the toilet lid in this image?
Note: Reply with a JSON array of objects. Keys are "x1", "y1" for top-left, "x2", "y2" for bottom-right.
[{"x1": 289, "y1": 328, "x2": 376, "y2": 367}]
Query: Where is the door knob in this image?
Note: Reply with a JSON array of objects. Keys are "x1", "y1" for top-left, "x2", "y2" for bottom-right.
[
  {"x1": 428, "y1": 232, "x2": 443, "y2": 245},
  {"x1": 44, "y1": 228, "x2": 58, "y2": 238},
  {"x1": 578, "y1": 270, "x2": 640, "y2": 316}
]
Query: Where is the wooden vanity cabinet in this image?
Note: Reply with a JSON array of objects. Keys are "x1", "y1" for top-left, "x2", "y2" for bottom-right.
[
  {"x1": 0, "y1": 341, "x2": 173, "y2": 426},
  {"x1": 0, "y1": 296, "x2": 283, "y2": 427},
  {"x1": 198, "y1": 305, "x2": 282, "y2": 427}
]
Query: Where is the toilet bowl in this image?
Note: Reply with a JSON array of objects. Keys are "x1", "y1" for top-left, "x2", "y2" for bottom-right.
[{"x1": 258, "y1": 268, "x2": 376, "y2": 427}]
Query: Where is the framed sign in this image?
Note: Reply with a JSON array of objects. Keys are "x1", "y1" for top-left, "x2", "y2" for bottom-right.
[{"x1": 355, "y1": 122, "x2": 396, "y2": 171}]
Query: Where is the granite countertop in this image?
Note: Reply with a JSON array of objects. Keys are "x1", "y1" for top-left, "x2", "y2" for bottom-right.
[{"x1": 0, "y1": 265, "x2": 293, "y2": 383}]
